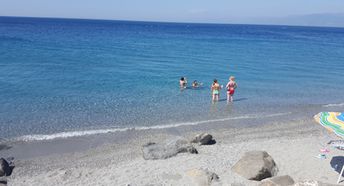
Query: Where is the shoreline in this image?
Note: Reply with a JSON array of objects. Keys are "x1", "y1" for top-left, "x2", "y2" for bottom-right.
[
  {"x1": 3, "y1": 115, "x2": 344, "y2": 185},
  {"x1": 7, "y1": 111, "x2": 293, "y2": 143},
  {"x1": 1, "y1": 109, "x2": 308, "y2": 159},
  {"x1": 2, "y1": 100, "x2": 342, "y2": 144}
]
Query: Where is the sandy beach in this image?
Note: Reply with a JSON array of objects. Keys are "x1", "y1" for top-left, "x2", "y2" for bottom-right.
[{"x1": 2, "y1": 116, "x2": 343, "y2": 186}]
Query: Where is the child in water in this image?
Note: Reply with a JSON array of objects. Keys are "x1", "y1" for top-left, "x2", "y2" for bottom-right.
[
  {"x1": 192, "y1": 80, "x2": 203, "y2": 88},
  {"x1": 180, "y1": 77, "x2": 187, "y2": 88},
  {"x1": 211, "y1": 79, "x2": 221, "y2": 101},
  {"x1": 226, "y1": 76, "x2": 237, "y2": 102}
]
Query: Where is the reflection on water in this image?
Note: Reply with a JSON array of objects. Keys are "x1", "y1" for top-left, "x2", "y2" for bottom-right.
[
  {"x1": 209, "y1": 101, "x2": 219, "y2": 115},
  {"x1": 225, "y1": 102, "x2": 234, "y2": 114},
  {"x1": 209, "y1": 100, "x2": 235, "y2": 118}
]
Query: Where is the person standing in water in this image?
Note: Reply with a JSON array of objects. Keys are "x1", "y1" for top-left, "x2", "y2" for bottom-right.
[
  {"x1": 211, "y1": 79, "x2": 221, "y2": 102},
  {"x1": 180, "y1": 77, "x2": 187, "y2": 89},
  {"x1": 226, "y1": 76, "x2": 237, "y2": 102}
]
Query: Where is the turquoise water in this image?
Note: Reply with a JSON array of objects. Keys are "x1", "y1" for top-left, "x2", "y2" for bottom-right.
[{"x1": 1, "y1": 17, "x2": 344, "y2": 140}]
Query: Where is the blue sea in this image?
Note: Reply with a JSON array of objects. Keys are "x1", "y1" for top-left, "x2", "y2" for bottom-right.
[{"x1": 1, "y1": 17, "x2": 344, "y2": 141}]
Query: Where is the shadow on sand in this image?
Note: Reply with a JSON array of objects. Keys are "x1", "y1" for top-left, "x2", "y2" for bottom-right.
[
  {"x1": 0, "y1": 180, "x2": 7, "y2": 185},
  {"x1": 330, "y1": 156, "x2": 344, "y2": 176}
]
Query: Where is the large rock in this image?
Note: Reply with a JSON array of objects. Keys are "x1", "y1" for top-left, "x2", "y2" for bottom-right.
[
  {"x1": 191, "y1": 133, "x2": 216, "y2": 145},
  {"x1": 142, "y1": 138, "x2": 198, "y2": 160},
  {"x1": 260, "y1": 175, "x2": 294, "y2": 186},
  {"x1": 0, "y1": 158, "x2": 10, "y2": 177},
  {"x1": 185, "y1": 169, "x2": 219, "y2": 186},
  {"x1": 294, "y1": 180, "x2": 340, "y2": 186},
  {"x1": 231, "y1": 151, "x2": 278, "y2": 181}
]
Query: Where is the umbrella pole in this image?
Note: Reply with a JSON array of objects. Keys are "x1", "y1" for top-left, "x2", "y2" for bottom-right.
[{"x1": 337, "y1": 165, "x2": 344, "y2": 184}]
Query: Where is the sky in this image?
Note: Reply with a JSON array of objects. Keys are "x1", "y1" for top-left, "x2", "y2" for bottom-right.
[{"x1": 1, "y1": 0, "x2": 344, "y2": 26}]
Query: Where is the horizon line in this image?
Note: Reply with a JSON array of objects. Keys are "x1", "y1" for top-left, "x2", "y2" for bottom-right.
[{"x1": 1, "y1": 15, "x2": 344, "y2": 29}]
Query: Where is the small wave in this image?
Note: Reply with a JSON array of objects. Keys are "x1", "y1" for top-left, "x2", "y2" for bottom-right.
[
  {"x1": 16, "y1": 128, "x2": 131, "y2": 142},
  {"x1": 15, "y1": 112, "x2": 291, "y2": 142},
  {"x1": 323, "y1": 103, "x2": 344, "y2": 108},
  {"x1": 0, "y1": 35, "x2": 31, "y2": 42}
]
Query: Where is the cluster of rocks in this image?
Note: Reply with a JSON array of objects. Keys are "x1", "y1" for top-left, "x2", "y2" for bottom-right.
[
  {"x1": 142, "y1": 133, "x2": 340, "y2": 186},
  {"x1": 141, "y1": 133, "x2": 219, "y2": 185},
  {"x1": 142, "y1": 138, "x2": 198, "y2": 160},
  {"x1": 0, "y1": 158, "x2": 14, "y2": 186},
  {"x1": 142, "y1": 133, "x2": 215, "y2": 160},
  {"x1": 232, "y1": 151, "x2": 339, "y2": 186}
]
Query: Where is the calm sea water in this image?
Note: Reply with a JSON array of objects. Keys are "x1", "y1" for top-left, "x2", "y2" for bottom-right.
[{"x1": 1, "y1": 17, "x2": 344, "y2": 140}]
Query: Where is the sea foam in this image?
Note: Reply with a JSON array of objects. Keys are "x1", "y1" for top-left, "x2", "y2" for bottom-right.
[
  {"x1": 15, "y1": 112, "x2": 291, "y2": 142},
  {"x1": 323, "y1": 103, "x2": 344, "y2": 107}
]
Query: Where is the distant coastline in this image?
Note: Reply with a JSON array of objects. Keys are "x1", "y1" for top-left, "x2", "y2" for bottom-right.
[{"x1": 1, "y1": 15, "x2": 344, "y2": 29}]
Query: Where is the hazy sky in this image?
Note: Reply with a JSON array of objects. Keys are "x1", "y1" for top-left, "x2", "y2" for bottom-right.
[{"x1": 1, "y1": 0, "x2": 344, "y2": 25}]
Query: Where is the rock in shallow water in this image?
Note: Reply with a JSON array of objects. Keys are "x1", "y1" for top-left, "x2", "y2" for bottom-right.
[
  {"x1": 231, "y1": 151, "x2": 278, "y2": 181},
  {"x1": 142, "y1": 138, "x2": 198, "y2": 160}
]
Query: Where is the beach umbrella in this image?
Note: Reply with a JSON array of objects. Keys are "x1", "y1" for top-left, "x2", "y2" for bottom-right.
[
  {"x1": 314, "y1": 112, "x2": 344, "y2": 183},
  {"x1": 314, "y1": 112, "x2": 344, "y2": 138}
]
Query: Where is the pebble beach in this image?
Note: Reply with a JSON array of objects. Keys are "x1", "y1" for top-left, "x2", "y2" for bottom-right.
[{"x1": 1, "y1": 116, "x2": 343, "y2": 186}]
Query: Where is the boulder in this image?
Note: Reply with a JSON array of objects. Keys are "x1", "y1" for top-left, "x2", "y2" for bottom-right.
[
  {"x1": 260, "y1": 175, "x2": 294, "y2": 186},
  {"x1": 0, "y1": 158, "x2": 10, "y2": 177},
  {"x1": 142, "y1": 138, "x2": 198, "y2": 160},
  {"x1": 231, "y1": 151, "x2": 278, "y2": 181},
  {"x1": 185, "y1": 169, "x2": 219, "y2": 186},
  {"x1": 191, "y1": 133, "x2": 216, "y2": 145},
  {"x1": 294, "y1": 180, "x2": 340, "y2": 186}
]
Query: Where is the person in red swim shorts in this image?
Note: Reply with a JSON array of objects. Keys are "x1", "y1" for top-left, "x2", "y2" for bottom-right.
[{"x1": 226, "y1": 76, "x2": 237, "y2": 103}]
